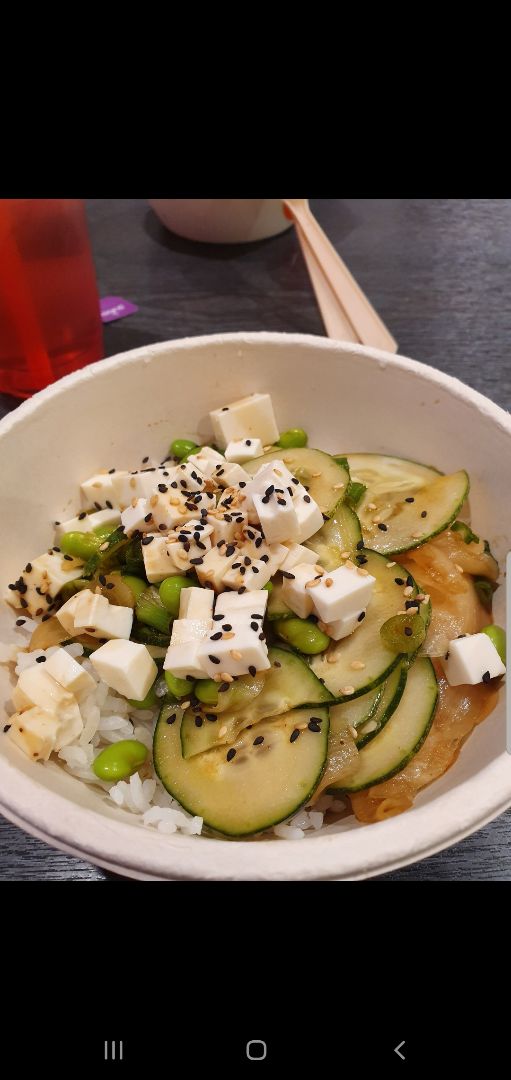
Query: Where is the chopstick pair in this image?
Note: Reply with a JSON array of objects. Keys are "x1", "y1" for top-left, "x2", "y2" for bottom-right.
[{"x1": 283, "y1": 199, "x2": 398, "y2": 353}]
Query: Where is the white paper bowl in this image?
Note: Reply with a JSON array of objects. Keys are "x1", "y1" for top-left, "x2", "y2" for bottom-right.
[{"x1": 0, "y1": 332, "x2": 509, "y2": 880}]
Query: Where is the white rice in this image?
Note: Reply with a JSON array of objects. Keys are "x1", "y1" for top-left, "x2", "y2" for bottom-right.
[{"x1": 1, "y1": 638, "x2": 332, "y2": 841}]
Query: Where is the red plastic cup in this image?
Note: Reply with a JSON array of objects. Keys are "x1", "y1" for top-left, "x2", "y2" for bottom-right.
[{"x1": 0, "y1": 199, "x2": 104, "y2": 398}]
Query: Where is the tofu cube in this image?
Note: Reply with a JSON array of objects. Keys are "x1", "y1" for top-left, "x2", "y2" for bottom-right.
[
  {"x1": 197, "y1": 619, "x2": 270, "y2": 678},
  {"x1": 441, "y1": 633, "x2": 506, "y2": 686},
  {"x1": 81, "y1": 471, "x2": 120, "y2": 508},
  {"x1": 246, "y1": 460, "x2": 295, "y2": 498},
  {"x1": 169, "y1": 519, "x2": 214, "y2": 571},
  {"x1": 170, "y1": 618, "x2": 212, "y2": 645},
  {"x1": 163, "y1": 641, "x2": 207, "y2": 680},
  {"x1": 209, "y1": 392, "x2": 279, "y2": 450},
  {"x1": 56, "y1": 591, "x2": 84, "y2": 634},
  {"x1": 253, "y1": 489, "x2": 300, "y2": 544},
  {"x1": 71, "y1": 590, "x2": 133, "y2": 640},
  {"x1": 56, "y1": 507, "x2": 122, "y2": 541},
  {"x1": 186, "y1": 446, "x2": 225, "y2": 479},
  {"x1": 121, "y1": 498, "x2": 151, "y2": 535},
  {"x1": 91, "y1": 640, "x2": 157, "y2": 700},
  {"x1": 179, "y1": 587, "x2": 215, "y2": 621},
  {"x1": 311, "y1": 565, "x2": 376, "y2": 624},
  {"x1": 214, "y1": 590, "x2": 268, "y2": 619},
  {"x1": 8, "y1": 707, "x2": 59, "y2": 762},
  {"x1": 13, "y1": 666, "x2": 83, "y2": 747},
  {"x1": 207, "y1": 510, "x2": 248, "y2": 547},
  {"x1": 147, "y1": 490, "x2": 213, "y2": 533},
  {"x1": 218, "y1": 486, "x2": 257, "y2": 524},
  {"x1": 171, "y1": 460, "x2": 207, "y2": 492},
  {"x1": 6, "y1": 551, "x2": 85, "y2": 618},
  {"x1": 110, "y1": 467, "x2": 172, "y2": 509},
  {"x1": 222, "y1": 557, "x2": 273, "y2": 591},
  {"x1": 45, "y1": 647, "x2": 96, "y2": 696},
  {"x1": 280, "y1": 563, "x2": 317, "y2": 619},
  {"x1": 292, "y1": 487, "x2": 324, "y2": 543},
  {"x1": 212, "y1": 461, "x2": 251, "y2": 488},
  {"x1": 280, "y1": 543, "x2": 318, "y2": 573},
  {"x1": 224, "y1": 437, "x2": 263, "y2": 463},
  {"x1": 323, "y1": 611, "x2": 366, "y2": 641},
  {"x1": 142, "y1": 536, "x2": 186, "y2": 583},
  {"x1": 196, "y1": 547, "x2": 238, "y2": 591}
]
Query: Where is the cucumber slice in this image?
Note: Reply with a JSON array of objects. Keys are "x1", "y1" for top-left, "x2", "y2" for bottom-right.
[
  {"x1": 310, "y1": 551, "x2": 429, "y2": 701},
  {"x1": 304, "y1": 503, "x2": 362, "y2": 570},
  {"x1": 354, "y1": 662, "x2": 408, "y2": 747},
  {"x1": 181, "y1": 645, "x2": 333, "y2": 758},
  {"x1": 341, "y1": 455, "x2": 468, "y2": 555},
  {"x1": 330, "y1": 684, "x2": 383, "y2": 732},
  {"x1": 244, "y1": 447, "x2": 349, "y2": 517},
  {"x1": 154, "y1": 704, "x2": 329, "y2": 837},
  {"x1": 267, "y1": 579, "x2": 294, "y2": 620},
  {"x1": 330, "y1": 657, "x2": 438, "y2": 793}
]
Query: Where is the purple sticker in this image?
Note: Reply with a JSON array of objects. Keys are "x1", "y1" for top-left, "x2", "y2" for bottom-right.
[{"x1": 100, "y1": 297, "x2": 139, "y2": 323}]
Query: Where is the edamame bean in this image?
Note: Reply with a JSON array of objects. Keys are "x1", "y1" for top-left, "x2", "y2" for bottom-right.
[
  {"x1": 165, "y1": 671, "x2": 194, "y2": 699},
  {"x1": 481, "y1": 624, "x2": 506, "y2": 664},
  {"x1": 128, "y1": 681, "x2": 159, "y2": 709},
  {"x1": 121, "y1": 574, "x2": 149, "y2": 603},
  {"x1": 92, "y1": 523, "x2": 118, "y2": 540},
  {"x1": 278, "y1": 428, "x2": 308, "y2": 449},
  {"x1": 274, "y1": 616, "x2": 330, "y2": 654},
  {"x1": 159, "y1": 575, "x2": 192, "y2": 617},
  {"x1": 92, "y1": 739, "x2": 148, "y2": 781},
  {"x1": 195, "y1": 679, "x2": 219, "y2": 706},
  {"x1": 262, "y1": 581, "x2": 273, "y2": 594},
  {"x1": 60, "y1": 531, "x2": 100, "y2": 560},
  {"x1": 170, "y1": 438, "x2": 199, "y2": 461}
]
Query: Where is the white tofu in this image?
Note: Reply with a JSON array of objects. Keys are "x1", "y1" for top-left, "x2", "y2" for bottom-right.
[
  {"x1": 218, "y1": 485, "x2": 256, "y2": 524},
  {"x1": 45, "y1": 648, "x2": 96, "y2": 696},
  {"x1": 6, "y1": 551, "x2": 86, "y2": 618},
  {"x1": 142, "y1": 536, "x2": 184, "y2": 583},
  {"x1": 121, "y1": 498, "x2": 151, "y2": 535},
  {"x1": 246, "y1": 459, "x2": 295, "y2": 498},
  {"x1": 171, "y1": 460, "x2": 207, "y2": 492},
  {"x1": 207, "y1": 509, "x2": 248, "y2": 547},
  {"x1": 311, "y1": 565, "x2": 376, "y2": 624},
  {"x1": 81, "y1": 471, "x2": 120, "y2": 508},
  {"x1": 441, "y1": 633, "x2": 506, "y2": 686},
  {"x1": 110, "y1": 467, "x2": 171, "y2": 509},
  {"x1": 71, "y1": 590, "x2": 133, "y2": 640},
  {"x1": 56, "y1": 591, "x2": 84, "y2": 634},
  {"x1": 224, "y1": 437, "x2": 263, "y2": 463},
  {"x1": 196, "y1": 547, "x2": 238, "y2": 591},
  {"x1": 169, "y1": 519, "x2": 214, "y2": 571},
  {"x1": 147, "y1": 490, "x2": 214, "y2": 533},
  {"x1": 222, "y1": 557, "x2": 274, "y2": 591},
  {"x1": 280, "y1": 543, "x2": 318, "y2": 572},
  {"x1": 91, "y1": 639, "x2": 157, "y2": 700},
  {"x1": 8, "y1": 707, "x2": 59, "y2": 762},
  {"x1": 197, "y1": 619, "x2": 270, "y2": 678},
  {"x1": 170, "y1": 618, "x2": 212, "y2": 645},
  {"x1": 280, "y1": 563, "x2": 317, "y2": 620},
  {"x1": 14, "y1": 666, "x2": 83, "y2": 746},
  {"x1": 163, "y1": 640, "x2": 207, "y2": 680},
  {"x1": 56, "y1": 507, "x2": 123, "y2": 541},
  {"x1": 212, "y1": 461, "x2": 251, "y2": 488},
  {"x1": 253, "y1": 489, "x2": 300, "y2": 544},
  {"x1": 215, "y1": 590, "x2": 268, "y2": 618},
  {"x1": 209, "y1": 393, "x2": 279, "y2": 450},
  {"x1": 179, "y1": 587, "x2": 215, "y2": 621},
  {"x1": 186, "y1": 446, "x2": 225, "y2": 479},
  {"x1": 293, "y1": 488, "x2": 324, "y2": 543},
  {"x1": 323, "y1": 611, "x2": 366, "y2": 641}
]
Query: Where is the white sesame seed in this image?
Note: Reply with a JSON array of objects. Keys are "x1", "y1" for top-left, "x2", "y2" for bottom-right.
[
  {"x1": 357, "y1": 568, "x2": 369, "y2": 576},
  {"x1": 412, "y1": 531, "x2": 423, "y2": 539},
  {"x1": 344, "y1": 559, "x2": 355, "y2": 570},
  {"x1": 230, "y1": 649, "x2": 242, "y2": 660},
  {"x1": 386, "y1": 561, "x2": 396, "y2": 568},
  {"x1": 220, "y1": 672, "x2": 234, "y2": 683},
  {"x1": 350, "y1": 660, "x2": 366, "y2": 670},
  {"x1": 360, "y1": 719, "x2": 378, "y2": 734},
  {"x1": 341, "y1": 685, "x2": 355, "y2": 696},
  {"x1": 349, "y1": 725, "x2": 358, "y2": 739},
  {"x1": 180, "y1": 701, "x2": 190, "y2": 710},
  {"x1": 367, "y1": 503, "x2": 377, "y2": 511},
  {"x1": 340, "y1": 551, "x2": 350, "y2": 559},
  {"x1": 455, "y1": 563, "x2": 464, "y2": 573},
  {"x1": 403, "y1": 585, "x2": 414, "y2": 596},
  {"x1": 218, "y1": 725, "x2": 228, "y2": 737},
  {"x1": 333, "y1": 483, "x2": 345, "y2": 490}
]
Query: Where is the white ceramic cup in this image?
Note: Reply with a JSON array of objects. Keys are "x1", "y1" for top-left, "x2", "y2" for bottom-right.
[{"x1": 148, "y1": 199, "x2": 293, "y2": 244}]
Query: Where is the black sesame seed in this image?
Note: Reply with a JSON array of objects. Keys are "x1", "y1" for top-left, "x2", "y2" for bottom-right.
[
  {"x1": 3, "y1": 724, "x2": 11, "y2": 733},
  {"x1": 421, "y1": 510, "x2": 427, "y2": 518},
  {"x1": 53, "y1": 547, "x2": 60, "y2": 553},
  {"x1": 219, "y1": 682, "x2": 230, "y2": 692},
  {"x1": 213, "y1": 613, "x2": 224, "y2": 622},
  {"x1": 404, "y1": 626, "x2": 413, "y2": 637},
  {"x1": 239, "y1": 566, "x2": 246, "y2": 575},
  {"x1": 405, "y1": 497, "x2": 415, "y2": 503},
  {"x1": 194, "y1": 715, "x2": 204, "y2": 727},
  {"x1": 308, "y1": 720, "x2": 321, "y2": 732},
  {"x1": 158, "y1": 484, "x2": 168, "y2": 493},
  {"x1": 171, "y1": 481, "x2": 178, "y2": 489},
  {"x1": 238, "y1": 586, "x2": 247, "y2": 594},
  {"x1": 15, "y1": 618, "x2": 26, "y2": 626},
  {"x1": 282, "y1": 571, "x2": 295, "y2": 579},
  {"x1": 377, "y1": 523, "x2": 388, "y2": 532},
  {"x1": 277, "y1": 497, "x2": 287, "y2": 506},
  {"x1": 209, "y1": 655, "x2": 221, "y2": 664},
  {"x1": 25, "y1": 563, "x2": 32, "y2": 573},
  {"x1": 260, "y1": 554, "x2": 269, "y2": 564},
  {"x1": 36, "y1": 655, "x2": 46, "y2": 663},
  {"x1": 356, "y1": 540, "x2": 364, "y2": 550},
  {"x1": 78, "y1": 511, "x2": 87, "y2": 520},
  {"x1": 142, "y1": 456, "x2": 149, "y2": 464},
  {"x1": 405, "y1": 600, "x2": 418, "y2": 609},
  {"x1": 250, "y1": 621, "x2": 259, "y2": 631},
  {"x1": 166, "y1": 713, "x2": 177, "y2": 725},
  {"x1": 239, "y1": 481, "x2": 246, "y2": 488},
  {"x1": 261, "y1": 495, "x2": 270, "y2": 504},
  {"x1": 358, "y1": 611, "x2": 366, "y2": 622},
  {"x1": 248, "y1": 665, "x2": 256, "y2": 676},
  {"x1": 35, "y1": 608, "x2": 44, "y2": 616},
  {"x1": 226, "y1": 748, "x2": 236, "y2": 761},
  {"x1": 265, "y1": 485, "x2": 275, "y2": 497},
  {"x1": 141, "y1": 536, "x2": 154, "y2": 545},
  {"x1": 106, "y1": 582, "x2": 115, "y2": 590},
  {"x1": 395, "y1": 577, "x2": 404, "y2": 585},
  {"x1": 290, "y1": 728, "x2": 300, "y2": 743},
  {"x1": 244, "y1": 556, "x2": 251, "y2": 567},
  {"x1": 357, "y1": 555, "x2": 368, "y2": 565},
  {"x1": 253, "y1": 735, "x2": 264, "y2": 745},
  {"x1": 303, "y1": 494, "x2": 311, "y2": 503},
  {"x1": 255, "y1": 537, "x2": 263, "y2": 548},
  {"x1": 222, "y1": 406, "x2": 229, "y2": 411},
  {"x1": 222, "y1": 624, "x2": 232, "y2": 631},
  {"x1": 210, "y1": 631, "x2": 223, "y2": 641},
  {"x1": 406, "y1": 576, "x2": 414, "y2": 587},
  {"x1": 190, "y1": 557, "x2": 204, "y2": 565},
  {"x1": 63, "y1": 554, "x2": 73, "y2": 561},
  {"x1": 42, "y1": 613, "x2": 51, "y2": 622},
  {"x1": 274, "y1": 660, "x2": 282, "y2": 668},
  {"x1": 444, "y1": 652, "x2": 450, "y2": 660},
  {"x1": 94, "y1": 502, "x2": 102, "y2": 511},
  {"x1": 144, "y1": 513, "x2": 153, "y2": 523},
  {"x1": 226, "y1": 544, "x2": 236, "y2": 557},
  {"x1": 232, "y1": 562, "x2": 241, "y2": 570},
  {"x1": 258, "y1": 632, "x2": 265, "y2": 640},
  {"x1": 251, "y1": 614, "x2": 264, "y2": 620},
  {"x1": 482, "y1": 670, "x2": 491, "y2": 684},
  {"x1": 99, "y1": 574, "x2": 107, "y2": 585},
  {"x1": 159, "y1": 524, "x2": 169, "y2": 532},
  {"x1": 252, "y1": 566, "x2": 260, "y2": 574}
]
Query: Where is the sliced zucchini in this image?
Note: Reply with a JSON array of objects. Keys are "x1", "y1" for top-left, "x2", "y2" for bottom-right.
[
  {"x1": 329, "y1": 684, "x2": 383, "y2": 732},
  {"x1": 354, "y1": 662, "x2": 408, "y2": 747},
  {"x1": 330, "y1": 657, "x2": 438, "y2": 793},
  {"x1": 310, "y1": 551, "x2": 429, "y2": 702},
  {"x1": 356, "y1": 469, "x2": 469, "y2": 556},
  {"x1": 154, "y1": 704, "x2": 329, "y2": 837},
  {"x1": 181, "y1": 645, "x2": 333, "y2": 758},
  {"x1": 267, "y1": 579, "x2": 294, "y2": 620},
  {"x1": 244, "y1": 447, "x2": 349, "y2": 517},
  {"x1": 304, "y1": 503, "x2": 362, "y2": 570}
]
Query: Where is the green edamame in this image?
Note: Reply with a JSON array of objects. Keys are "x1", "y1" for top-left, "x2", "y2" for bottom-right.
[
  {"x1": 274, "y1": 617, "x2": 330, "y2": 655},
  {"x1": 60, "y1": 531, "x2": 100, "y2": 560},
  {"x1": 92, "y1": 739, "x2": 148, "y2": 781},
  {"x1": 481, "y1": 624, "x2": 506, "y2": 664},
  {"x1": 121, "y1": 574, "x2": 149, "y2": 603},
  {"x1": 195, "y1": 679, "x2": 219, "y2": 706},
  {"x1": 170, "y1": 438, "x2": 199, "y2": 461},
  {"x1": 262, "y1": 581, "x2": 273, "y2": 594},
  {"x1": 165, "y1": 670, "x2": 194, "y2": 699},
  {"x1": 159, "y1": 575, "x2": 192, "y2": 617},
  {"x1": 278, "y1": 428, "x2": 308, "y2": 449},
  {"x1": 92, "y1": 523, "x2": 118, "y2": 541}
]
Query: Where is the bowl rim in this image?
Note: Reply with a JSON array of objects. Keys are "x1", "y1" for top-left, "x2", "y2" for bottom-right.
[{"x1": 0, "y1": 330, "x2": 510, "y2": 880}]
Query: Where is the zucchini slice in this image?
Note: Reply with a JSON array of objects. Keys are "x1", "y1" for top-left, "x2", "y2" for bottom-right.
[
  {"x1": 341, "y1": 455, "x2": 468, "y2": 556},
  {"x1": 304, "y1": 503, "x2": 362, "y2": 570},
  {"x1": 310, "y1": 551, "x2": 429, "y2": 702},
  {"x1": 244, "y1": 447, "x2": 349, "y2": 517},
  {"x1": 354, "y1": 662, "x2": 408, "y2": 747},
  {"x1": 154, "y1": 704, "x2": 329, "y2": 837},
  {"x1": 181, "y1": 645, "x2": 333, "y2": 758},
  {"x1": 330, "y1": 657, "x2": 438, "y2": 793},
  {"x1": 329, "y1": 684, "x2": 383, "y2": 732}
]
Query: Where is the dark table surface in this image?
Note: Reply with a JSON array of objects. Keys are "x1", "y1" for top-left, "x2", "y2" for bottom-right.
[{"x1": 1, "y1": 198, "x2": 510, "y2": 881}]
